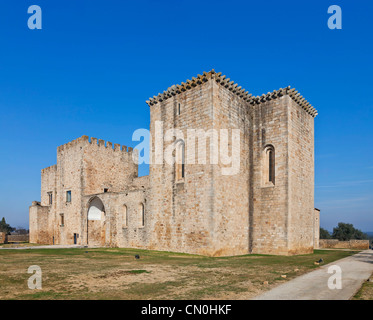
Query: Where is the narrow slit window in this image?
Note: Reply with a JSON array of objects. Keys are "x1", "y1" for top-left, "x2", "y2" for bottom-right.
[
  {"x1": 140, "y1": 203, "x2": 145, "y2": 227},
  {"x1": 123, "y1": 205, "x2": 128, "y2": 228},
  {"x1": 263, "y1": 145, "x2": 275, "y2": 186},
  {"x1": 142, "y1": 204, "x2": 145, "y2": 227},
  {"x1": 48, "y1": 192, "x2": 53, "y2": 205},
  {"x1": 178, "y1": 103, "x2": 181, "y2": 115},
  {"x1": 175, "y1": 140, "x2": 185, "y2": 181},
  {"x1": 66, "y1": 190, "x2": 71, "y2": 203},
  {"x1": 269, "y1": 150, "x2": 273, "y2": 182}
]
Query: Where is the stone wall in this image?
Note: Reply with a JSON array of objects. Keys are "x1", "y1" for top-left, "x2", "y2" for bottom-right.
[
  {"x1": 319, "y1": 239, "x2": 369, "y2": 250},
  {"x1": 82, "y1": 178, "x2": 149, "y2": 249},
  {"x1": 148, "y1": 72, "x2": 316, "y2": 256},
  {"x1": 149, "y1": 78, "x2": 218, "y2": 255},
  {"x1": 7, "y1": 234, "x2": 29, "y2": 242},
  {"x1": 32, "y1": 136, "x2": 141, "y2": 246},
  {"x1": 211, "y1": 80, "x2": 251, "y2": 256},
  {"x1": 287, "y1": 97, "x2": 315, "y2": 254},
  {"x1": 148, "y1": 75, "x2": 253, "y2": 256},
  {"x1": 0, "y1": 232, "x2": 7, "y2": 244},
  {"x1": 251, "y1": 96, "x2": 290, "y2": 255},
  {"x1": 29, "y1": 201, "x2": 52, "y2": 244},
  {"x1": 314, "y1": 209, "x2": 320, "y2": 249},
  {"x1": 250, "y1": 93, "x2": 316, "y2": 255}
]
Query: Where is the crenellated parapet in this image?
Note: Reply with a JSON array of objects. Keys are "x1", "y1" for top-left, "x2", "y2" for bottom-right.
[
  {"x1": 146, "y1": 69, "x2": 252, "y2": 106},
  {"x1": 57, "y1": 135, "x2": 89, "y2": 152},
  {"x1": 249, "y1": 86, "x2": 318, "y2": 117},
  {"x1": 214, "y1": 71, "x2": 253, "y2": 102},
  {"x1": 41, "y1": 164, "x2": 57, "y2": 174},
  {"x1": 88, "y1": 137, "x2": 134, "y2": 153},
  {"x1": 57, "y1": 135, "x2": 134, "y2": 154},
  {"x1": 146, "y1": 69, "x2": 318, "y2": 118}
]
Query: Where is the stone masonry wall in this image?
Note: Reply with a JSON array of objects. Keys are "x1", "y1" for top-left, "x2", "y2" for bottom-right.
[
  {"x1": 211, "y1": 80, "x2": 251, "y2": 256},
  {"x1": 80, "y1": 137, "x2": 139, "y2": 246},
  {"x1": 7, "y1": 234, "x2": 29, "y2": 242},
  {"x1": 82, "y1": 175, "x2": 149, "y2": 249},
  {"x1": 287, "y1": 97, "x2": 315, "y2": 254},
  {"x1": 319, "y1": 239, "x2": 369, "y2": 250},
  {"x1": 149, "y1": 78, "x2": 218, "y2": 255},
  {"x1": 41, "y1": 165, "x2": 57, "y2": 207},
  {"x1": 251, "y1": 96, "x2": 290, "y2": 255},
  {"x1": 314, "y1": 209, "x2": 320, "y2": 249},
  {"x1": 29, "y1": 201, "x2": 51, "y2": 244},
  {"x1": 32, "y1": 136, "x2": 140, "y2": 246},
  {"x1": 0, "y1": 232, "x2": 7, "y2": 244},
  {"x1": 82, "y1": 137, "x2": 138, "y2": 195},
  {"x1": 56, "y1": 137, "x2": 86, "y2": 245}
]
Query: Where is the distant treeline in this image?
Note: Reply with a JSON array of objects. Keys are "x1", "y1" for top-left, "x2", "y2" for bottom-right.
[
  {"x1": 0, "y1": 217, "x2": 28, "y2": 235},
  {"x1": 320, "y1": 222, "x2": 371, "y2": 244}
]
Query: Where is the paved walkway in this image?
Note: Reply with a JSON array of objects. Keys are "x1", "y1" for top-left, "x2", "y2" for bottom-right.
[
  {"x1": 253, "y1": 250, "x2": 373, "y2": 300},
  {"x1": 0, "y1": 244, "x2": 87, "y2": 250}
]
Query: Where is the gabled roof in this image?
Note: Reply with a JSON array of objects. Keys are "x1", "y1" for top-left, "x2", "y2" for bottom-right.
[{"x1": 146, "y1": 70, "x2": 318, "y2": 117}]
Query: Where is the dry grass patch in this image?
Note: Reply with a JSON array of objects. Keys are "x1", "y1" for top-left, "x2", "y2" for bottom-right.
[{"x1": 0, "y1": 247, "x2": 359, "y2": 300}]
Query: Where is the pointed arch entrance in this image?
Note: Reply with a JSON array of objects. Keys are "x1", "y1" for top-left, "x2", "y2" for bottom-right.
[{"x1": 87, "y1": 197, "x2": 106, "y2": 246}]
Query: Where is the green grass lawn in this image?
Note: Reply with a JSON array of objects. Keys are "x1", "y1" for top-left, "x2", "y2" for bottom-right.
[
  {"x1": 0, "y1": 247, "x2": 360, "y2": 300},
  {"x1": 353, "y1": 274, "x2": 373, "y2": 300}
]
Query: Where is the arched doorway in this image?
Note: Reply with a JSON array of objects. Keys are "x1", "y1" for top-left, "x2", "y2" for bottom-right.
[{"x1": 87, "y1": 197, "x2": 106, "y2": 246}]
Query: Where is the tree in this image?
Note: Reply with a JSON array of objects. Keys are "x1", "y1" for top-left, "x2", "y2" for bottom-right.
[
  {"x1": 332, "y1": 222, "x2": 368, "y2": 241},
  {"x1": 15, "y1": 227, "x2": 28, "y2": 235},
  {"x1": 0, "y1": 217, "x2": 15, "y2": 235},
  {"x1": 320, "y1": 227, "x2": 331, "y2": 239}
]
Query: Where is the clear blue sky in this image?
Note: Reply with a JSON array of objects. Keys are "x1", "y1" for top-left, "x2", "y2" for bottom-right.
[{"x1": 0, "y1": 0, "x2": 372, "y2": 232}]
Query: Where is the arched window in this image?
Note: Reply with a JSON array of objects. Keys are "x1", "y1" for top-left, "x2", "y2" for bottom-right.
[
  {"x1": 175, "y1": 140, "x2": 185, "y2": 181},
  {"x1": 263, "y1": 145, "x2": 275, "y2": 186},
  {"x1": 123, "y1": 205, "x2": 128, "y2": 228},
  {"x1": 139, "y1": 203, "x2": 145, "y2": 227}
]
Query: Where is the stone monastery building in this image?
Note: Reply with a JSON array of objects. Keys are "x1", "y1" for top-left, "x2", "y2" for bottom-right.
[{"x1": 30, "y1": 70, "x2": 320, "y2": 256}]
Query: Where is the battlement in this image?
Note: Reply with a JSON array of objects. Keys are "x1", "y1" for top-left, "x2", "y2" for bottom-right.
[
  {"x1": 41, "y1": 164, "x2": 57, "y2": 174},
  {"x1": 57, "y1": 136, "x2": 90, "y2": 152},
  {"x1": 146, "y1": 69, "x2": 252, "y2": 106},
  {"x1": 146, "y1": 69, "x2": 318, "y2": 118},
  {"x1": 249, "y1": 86, "x2": 318, "y2": 117},
  {"x1": 88, "y1": 137, "x2": 134, "y2": 153},
  {"x1": 57, "y1": 135, "x2": 134, "y2": 153}
]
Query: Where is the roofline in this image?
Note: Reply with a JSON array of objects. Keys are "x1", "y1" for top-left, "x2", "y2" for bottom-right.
[
  {"x1": 146, "y1": 70, "x2": 251, "y2": 106},
  {"x1": 146, "y1": 70, "x2": 318, "y2": 118}
]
